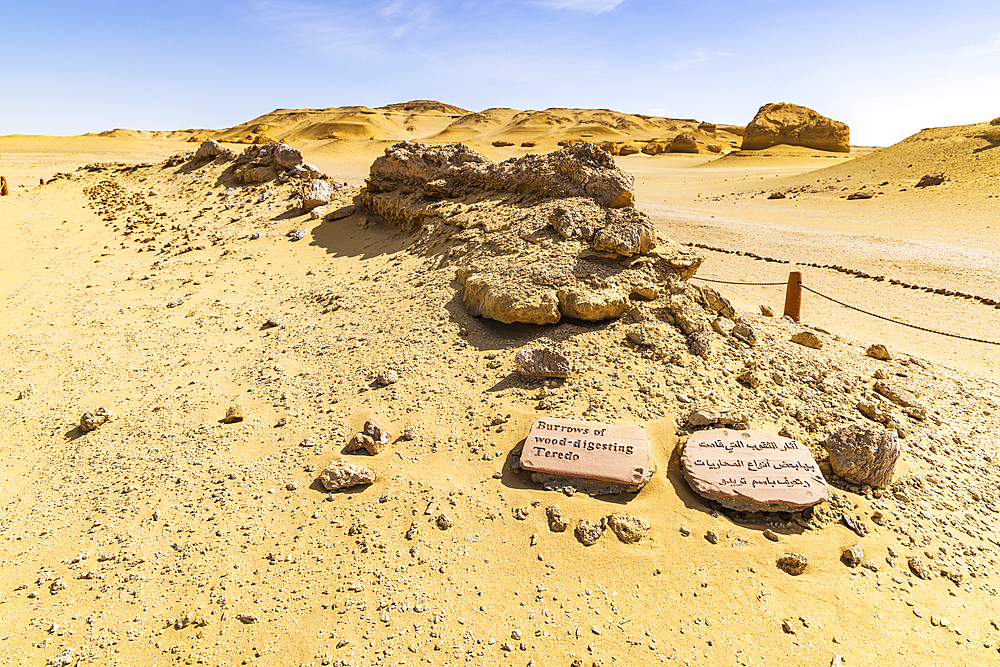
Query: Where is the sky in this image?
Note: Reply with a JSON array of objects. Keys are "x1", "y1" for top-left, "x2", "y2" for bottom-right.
[{"x1": 1, "y1": 0, "x2": 998, "y2": 146}]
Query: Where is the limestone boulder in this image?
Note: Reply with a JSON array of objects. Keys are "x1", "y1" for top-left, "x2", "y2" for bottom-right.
[
  {"x1": 515, "y1": 348, "x2": 572, "y2": 379},
  {"x1": 319, "y1": 460, "x2": 378, "y2": 491},
  {"x1": 741, "y1": 103, "x2": 850, "y2": 153},
  {"x1": 822, "y1": 424, "x2": 899, "y2": 488},
  {"x1": 194, "y1": 139, "x2": 225, "y2": 160},
  {"x1": 302, "y1": 180, "x2": 335, "y2": 211},
  {"x1": 669, "y1": 133, "x2": 699, "y2": 154}
]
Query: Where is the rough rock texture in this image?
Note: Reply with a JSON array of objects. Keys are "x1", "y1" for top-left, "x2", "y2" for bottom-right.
[
  {"x1": 222, "y1": 405, "x2": 244, "y2": 423},
  {"x1": 359, "y1": 142, "x2": 704, "y2": 325},
  {"x1": 193, "y1": 140, "x2": 232, "y2": 161},
  {"x1": 319, "y1": 460, "x2": 378, "y2": 491},
  {"x1": 302, "y1": 180, "x2": 335, "y2": 210},
  {"x1": 606, "y1": 515, "x2": 649, "y2": 543},
  {"x1": 842, "y1": 544, "x2": 864, "y2": 567},
  {"x1": 365, "y1": 141, "x2": 634, "y2": 208},
  {"x1": 231, "y1": 143, "x2": 315, "y2": 184},
  {"x1": 546, "y1": 506, "x2": 569, "y2": 532},
  {"x1": 915, "y1": 173, "x2": 945, "y2": 188},
  {"x1": 669, "y1": 133, "x2": 699, "y2": 154},
  {"x1": 80, "y1": 408, "x2": 112, "y2": 432},
  {"x1": 515, "y1": 348, "x2": 572, "y2": 379},
  {"x1": 867, "y1": 344, "x2": 892, "y2": 361},
  {"x1": 791, "y1": 331, "x2": 823, "y2": 349},
  {"x1": 822, "y1": 424, "x2": 900, "y2": 488},
  {"x1": 776, "y1": 553, "x2": 808, "y2": 576},
  {"x1": 741, "y1": 103, "x2": 850, "y2": 153},
  {"x1": 575, "y1": 519, "x2": 604, "y2": 546}
]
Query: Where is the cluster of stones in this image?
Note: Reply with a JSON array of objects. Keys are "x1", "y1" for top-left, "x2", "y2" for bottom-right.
[
  {"x1": 358, "y1": 141, "x2": 703, "y2": 325},
  {"x1": 191, "y1": 139, "x2": 324, "y2": 184}
]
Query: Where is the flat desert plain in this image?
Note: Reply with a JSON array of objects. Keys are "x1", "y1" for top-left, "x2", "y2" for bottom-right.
[{"x1": 0, "y1": 110, "x2": 999, "y2": 667}]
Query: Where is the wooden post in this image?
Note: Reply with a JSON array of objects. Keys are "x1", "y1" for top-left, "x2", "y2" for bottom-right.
[
  {"x1": 783, "y1": 271, "x2": 802, "y2": 323},
  {"x1": 0, "y1": 176, "x2": 8, "y2": 196}
]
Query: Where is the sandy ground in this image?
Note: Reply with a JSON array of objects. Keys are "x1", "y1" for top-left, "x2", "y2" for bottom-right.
[{"x1": 1, "y1": 135, "x2": 999, "y2": 667}]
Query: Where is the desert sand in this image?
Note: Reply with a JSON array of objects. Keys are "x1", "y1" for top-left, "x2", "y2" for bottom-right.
[{"x1": 1, "y1": 104, "x2": 999, "y2": 667}]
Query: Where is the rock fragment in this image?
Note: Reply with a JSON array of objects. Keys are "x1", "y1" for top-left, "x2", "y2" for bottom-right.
[
  {"x1": 791, "y1": 331, "x2": 823, "y2": 349},
  {"x1": 575, "y1": 519, "x2": 604, "y2": 546},
  {"x1": 222, "y1": 406, "x2": 244, "y2": 423},
  {"x1": 841, "y1": 544, "x2": 864, "y2": 567},
  {"x1": 546, "y1": 506, "x2": 569, "y2": 532},
  {"x1": 436, "y1": 514, "x2": 453, "y2": 530},
  {"x1": 776, "y1": 553, "x2": 808, "y2": 576},
  {"x1": 908, "y1": 556, "x2": 933, "y2": 580},
  {"x1": 606, "y1": 515, "x2": 649, "y2": 543},
  {"x1": 375, "y1": 369, "x2": 398, "y2": 386},
  {"x1": 318, "y1": 461, "x2": 377, "y2": 491},
  {"x1": 866, "y1": 344, "x2": 892, "y2": 361},
  {"x1": 80, "y1": 408, "x2": 112, "y2": 432},
  {"x1": 915, "y1": 173, "x2": 945, "y2": 188},
  {"x1": 515, "y1": 348, "x2": 571, "y2": 379},
  {"x1": 822, "y1": 425, "x2": 899, "y2": 488},
  {"x1": 302, "y1": 179, "x2": 335, "y2": 211}
]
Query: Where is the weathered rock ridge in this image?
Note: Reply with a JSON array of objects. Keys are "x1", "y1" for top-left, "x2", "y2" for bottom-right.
[
  {"x1": 741, "y1": 103, "x2": 850, "y2": 153},
  {"x1": 360, "y1": 141, "x2": 704, "y2": 324}
]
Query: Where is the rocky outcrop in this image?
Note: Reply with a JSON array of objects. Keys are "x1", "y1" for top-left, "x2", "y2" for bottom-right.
[
  {"x1": 231, "y1": 143, "x2": 322, "y2": 183},
  {"x1": 193, "y1": 139, "x2": 233, "y2": 161},
  {"x1": 669, "y1": 133, "x2": 699, "y2": 154},
  {"x1": 741, "y1": 103, "x2": 850, "y2": 153},
  {"x1": 363, "y1": 141, "x2": 634, "y2": 209},
  {"x1": 359, "y1": 142, "x2": 704, "y2": 325}
]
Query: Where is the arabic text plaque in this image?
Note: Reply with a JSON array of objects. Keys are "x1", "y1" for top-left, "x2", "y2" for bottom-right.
[{"x1": 681, "y1": 429, "x2": 829, "y2": 512}]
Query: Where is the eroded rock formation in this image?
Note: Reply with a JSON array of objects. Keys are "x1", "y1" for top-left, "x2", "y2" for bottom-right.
[
  {"x1": 741, "y1": 103, "x2": 850, "y2": 153},
  {"x1": 359, "y1": 141, "x2": 704, "y2": 325}
]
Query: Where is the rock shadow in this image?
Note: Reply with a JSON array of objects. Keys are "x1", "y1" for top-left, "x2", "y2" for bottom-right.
[
  {"x1": 308, "y1": 206, "x2": 416, "y2": 260},
  {"x1": 63, "y1": 426, "x2": 87, "y2": 441}
]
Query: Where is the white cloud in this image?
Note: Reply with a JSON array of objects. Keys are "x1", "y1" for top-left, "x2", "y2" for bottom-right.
[
  {"x1": 532, "y1": 0, "x2": 626, "y2": 14},
  {"x1": 666, "y1": 48, "x2": 734, "y2": 71}
]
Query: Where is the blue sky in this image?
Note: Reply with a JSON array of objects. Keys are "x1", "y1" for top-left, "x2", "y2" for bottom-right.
[{"x1": 1, "y1": 0, "x2": 998, "y2": 145}]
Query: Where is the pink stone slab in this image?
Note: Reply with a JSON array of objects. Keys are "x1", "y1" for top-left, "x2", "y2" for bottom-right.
[
  {"x1": 681, "y1": 429, "x2": 829, "y2": 512},
  {"x1": 520, "y1": 417, "x2": 651, "y2": 486}
]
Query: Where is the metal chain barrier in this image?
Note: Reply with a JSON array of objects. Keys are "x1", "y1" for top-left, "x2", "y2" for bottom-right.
[
  {"x1": 691, "y1": 276, "x2": 787, "y2": 286},
  {"x1": 799, "y1": 283, "x2": 1000, "y2": 346}
]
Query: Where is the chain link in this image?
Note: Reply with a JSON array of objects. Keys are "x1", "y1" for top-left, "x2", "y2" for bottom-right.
[
  {"x1": 691, "y1": 276, "x2": 787, "y2": 286},
  {"x1": 799, "y1": 283, "x2": 1000, "y2": 346}
]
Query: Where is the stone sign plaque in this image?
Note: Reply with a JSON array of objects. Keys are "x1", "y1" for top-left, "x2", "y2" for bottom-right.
[
  {"x1": 681, "y1": 429, "x2": 829, "y2": 512},
  {"x1": 519, "y1": 417, "x2": 651, "y2": 486}
]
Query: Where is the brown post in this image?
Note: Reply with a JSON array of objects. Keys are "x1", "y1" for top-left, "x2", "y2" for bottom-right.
[
  {"x1": 39, "y1": 178, "x2": 44, "y2": 186},
  {"x1": 0, "y1": 176, "x2": 8, "y2": 196},
  {"x1": 783, "y1": 270, "x2": 802, "y2": 323}
]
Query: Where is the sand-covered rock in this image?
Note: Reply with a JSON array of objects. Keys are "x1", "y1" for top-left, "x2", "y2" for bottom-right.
[
  {"x1": 741, "y1": 103, "x2": 850, "y2": 153},
  {"x1": 302, "y1": 179, "x2": 335, "y2": 210},
  {"x1": 360, "y1": 142, "x2": 703, "y2": 325},
  {"x1": 231, "y1": 143, "x2": 312, "y2": 183},
  {"x1": 669, "y1": 133, "x2": 699, "y2": 154}
]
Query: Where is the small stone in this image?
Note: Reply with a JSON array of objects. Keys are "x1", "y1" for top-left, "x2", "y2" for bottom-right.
[
  {"x1": 791, "y1": 331, "x2": 823, "y2": 349},
  {"x1": 79, "y1": 407, "x2": 112, "y2": 432},
  {"x1": 606, "y1": 515, "x2": 649, "y2": 544},
  {"x1": 687, "y1": 331, "x2": 712, "y2": 358},
  {"x1": 575, "y1": 520, "x2": 603, "y2": 546},
  {"x1": 401, "y1": 425, "x2": 417, "y2": 441},
  {"x1": 287, "y1": 229, "x2": 307, "y2": 241},
  {"x1": 705, "y1": 530, "x2": 720, "y2": 545},
  {"x1": 776, "y1": 553, "x2": 808, "y2": 576},
  {"x1": 866, "y1": 344, "x2": 892, "y2": 361},
  {"x1": 763, "y1": 529, "x2": 779, "y2": 542},
  {"x1": 512, "y1": 507, "x2": 530, "y2": 521},
  {"x1": 908, "y1": 556, "x2": 933, "y2": 580},
  {"x1": 276, "y1": 416, "x2": 288, "y2": 427},
  {"x1": 512, "y1": 629, "x2": 522, "y2": 640},
  {"x1": 515, "y1": 348, "x2": 572, "y2": 379},
  {"x1": 222, "y1": 405, "x2": 244, "y2": 423},
  {"x1": 842, "y1": 544, "x2": 864, "y2": 567},
  {"x1": 298, "y1": 437, "x2": 317, "y2": 448},
  {"x1": 318, "y1": 460, "x2": 377, "y2": 491},
  {"x1": 781, "y1": 620, "x2": 796, "y2": 634},
  {"x1": 546, "y1": 506, "x2": 569, "y2": 532},
  {"x1": 286, "y1": 482, "x2": 298, "y2": 491},
  {"x1": 262, "y1": 317, "x2": 282, "y2": 329},
  {"x1": 436, "y1": 514, "x2": 453, "y2": 530},
  {"x1": 16, "y1": 385, "x2": 34, "y2": 400},
  {"x1": 363, "y1": 419, "x2": 391, "y2": 446},
  {"x1": 309, "y1": 205, "x2": 328, "y2": 220},
  {"x1": 49, "y1": 578, "x2": 66, "y2": 595},
  {"x1": 679, "y1": 526, "x2": 691, "y2": 537},
  {"x1": 759, "y1": 304, "x2": 774, "y2": 317},
  {"x1": 236, "y1": 613, "x2": 257, "y2": 624},
  {"x1": 375, "y1": 369, "x2": 398, "y2": 386}
]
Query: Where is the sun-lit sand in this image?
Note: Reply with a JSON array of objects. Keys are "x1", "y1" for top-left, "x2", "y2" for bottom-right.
[{"x1": 1, "y1": 104, "x2": 998, "y2": 667}]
